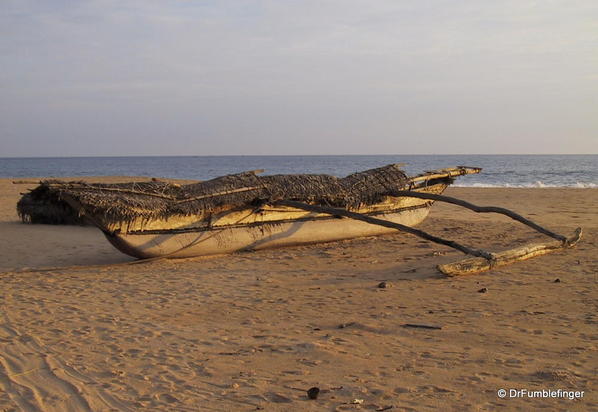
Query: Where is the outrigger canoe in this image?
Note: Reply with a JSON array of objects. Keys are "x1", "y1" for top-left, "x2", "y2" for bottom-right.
[
  {"x1": 18, "y1": 165, "x2": 479, "y2": 259},
  {"x1": 17, "y1": 164, "x2": 581, "y2": 275}
]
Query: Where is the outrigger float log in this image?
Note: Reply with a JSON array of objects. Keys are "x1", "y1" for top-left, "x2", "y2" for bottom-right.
[{"x1": 17, "y1": 164, "x2": 581, "y2": 275}]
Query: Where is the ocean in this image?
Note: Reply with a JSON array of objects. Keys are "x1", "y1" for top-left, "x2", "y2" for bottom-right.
[{"x1": 0, "y1": 155, "x2": 596, "y2": 188}]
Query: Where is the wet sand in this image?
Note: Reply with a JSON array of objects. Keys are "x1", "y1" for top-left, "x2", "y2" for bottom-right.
[{"x1": 0, "y1": 177, "x2": 596, "y2": 411}]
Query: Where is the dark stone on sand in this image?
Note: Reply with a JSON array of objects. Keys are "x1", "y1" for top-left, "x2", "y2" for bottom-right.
[
  {"x1": 478, "y1": 287, "x2": 488, "y2": 293},
  {"x1": 402, "y1": 323, "x2": 442, "y2": 330},
  {"x1": 554, "y1": 278, "x2": 561, "y2": 283},
  {"x1": 307, "y1": 387, "x2": 320, "y2": 399},
  {"x1": 378, "y1": 281, "x2": 391, "y2": 289}
]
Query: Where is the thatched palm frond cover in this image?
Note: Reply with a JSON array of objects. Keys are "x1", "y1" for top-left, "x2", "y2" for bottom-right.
[
  {"x1": 17, "y1": 164, "x2": 410, "y2": 228},
  {"x1": 17, "y1": 180, "x2": 180, "y2": 225}
]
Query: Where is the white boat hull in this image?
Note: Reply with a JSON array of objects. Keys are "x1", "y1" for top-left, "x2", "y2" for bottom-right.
[{"x1": 105, "y1": 205, "x2": 431, "y2": 259}]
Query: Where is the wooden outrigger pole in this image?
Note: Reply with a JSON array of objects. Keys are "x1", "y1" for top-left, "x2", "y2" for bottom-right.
[{"x1": 277, "y1": 192, "x2": 582, "y2": 276}]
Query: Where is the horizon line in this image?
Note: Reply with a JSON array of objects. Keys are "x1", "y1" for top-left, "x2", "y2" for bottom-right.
[{"x1": 1, "y1": 153, "x2": 596, "y2": 159}]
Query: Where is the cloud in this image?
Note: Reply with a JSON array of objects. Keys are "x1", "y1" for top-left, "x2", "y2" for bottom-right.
[{"x1": 1, "y1": 0, "x2": 597, "y2": 156}]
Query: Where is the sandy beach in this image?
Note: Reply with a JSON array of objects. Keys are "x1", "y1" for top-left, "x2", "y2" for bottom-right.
[{"x1": 0, "y1": 177, "x2": 596, "y2": 411}]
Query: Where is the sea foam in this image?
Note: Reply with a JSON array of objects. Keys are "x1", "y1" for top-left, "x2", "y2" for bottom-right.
[{"x1": 454, "y1": 181, "x2": 597, "y2": 188}]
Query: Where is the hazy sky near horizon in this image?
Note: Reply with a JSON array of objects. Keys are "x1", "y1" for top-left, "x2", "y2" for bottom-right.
[{"x1": 1, "y1": 0, "x2": 597, "y2": 156}]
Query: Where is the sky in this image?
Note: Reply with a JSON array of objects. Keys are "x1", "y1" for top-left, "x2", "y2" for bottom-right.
[{"x1": 1, "y1": 0, "x2": 597, "y2": 156}]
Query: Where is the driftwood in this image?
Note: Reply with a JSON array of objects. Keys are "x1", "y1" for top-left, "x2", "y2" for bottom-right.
[{"x1": 438, "y1": 228, "x2": 582, "y2": 276}]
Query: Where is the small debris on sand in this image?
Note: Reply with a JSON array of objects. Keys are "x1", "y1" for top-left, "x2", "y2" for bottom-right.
[
  {"x1": 307, "y1": 387, "x2": 320, "y2": 399},
  {"x1": 402, "y1": 323, "x2": 442, "y2": 330}
]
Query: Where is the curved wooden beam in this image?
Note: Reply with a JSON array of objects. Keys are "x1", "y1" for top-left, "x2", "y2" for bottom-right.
[
  {"x1": 276, "y1": 200, "x2": 494, "y2": 260},
  {"x1": 390, "y1": 191, "x2": 567, "y2": 242}
]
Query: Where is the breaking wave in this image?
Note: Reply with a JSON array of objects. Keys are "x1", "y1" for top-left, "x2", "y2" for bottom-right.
[{"x1": 454, "y1": 181, "x2": 597, "y2": 188}]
